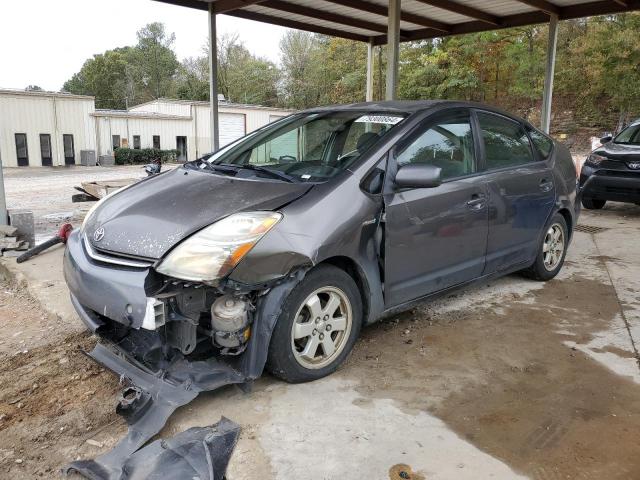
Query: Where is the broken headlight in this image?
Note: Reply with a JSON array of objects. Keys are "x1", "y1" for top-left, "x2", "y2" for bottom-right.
[{"x1": 156, "y1": 211, "x2": 282, "y2": 283}]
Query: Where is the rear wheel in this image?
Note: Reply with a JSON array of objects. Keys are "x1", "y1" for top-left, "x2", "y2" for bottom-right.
[
  {"x1": 582, "y1": 197, "x2": 606, "y2": 210},
  {"x1": 266, "y1": 265, "x2": 362, "y2": 383},
  {"x1": 522, "y1": 213, "x2": 568, "y2": 281}
]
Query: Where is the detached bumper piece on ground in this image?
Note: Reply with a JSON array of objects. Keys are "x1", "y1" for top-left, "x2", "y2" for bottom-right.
[{"x1": 62, "y1": 342, "x2": 242, "y2": 479}]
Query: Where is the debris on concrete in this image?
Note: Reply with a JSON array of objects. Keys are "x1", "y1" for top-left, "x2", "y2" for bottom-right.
[
  {"x1": 65, "y1": 415, "x2": 240, "y2": 480},
  {"x1": 0, "y1": 225, "x2": 18, "y2": 237},
  {"x1": 74, "y1": 178, "x2": 136, "y2": 201},
  {"x1": 16, "y1": 223, "x2": 73, "y2": 264}
]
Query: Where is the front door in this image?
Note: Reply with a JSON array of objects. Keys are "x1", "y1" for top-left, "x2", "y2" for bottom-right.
[
  {"x1": 176, "y1": 136, "x2": 187, "y2": 162},
  {"x1": 63, "y1": 134, "x2": 75, "y2": 165},
  {"x1": 40, "y1": 134, "x2": 52, "y2": 166},
  {"x1": 474, "y1": 111, "x2": 555, "y2": 273},
  {"x1": 384, "y1": 110, "x2": 489, "y2": 307}
]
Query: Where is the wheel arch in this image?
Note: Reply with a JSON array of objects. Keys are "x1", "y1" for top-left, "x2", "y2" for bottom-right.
[
  {"x1": 557, "y1": 207, "x2": 574, "y2": 241},
  {"x1": 316, "y1": 256, "x2": 372, "y2": 325}
]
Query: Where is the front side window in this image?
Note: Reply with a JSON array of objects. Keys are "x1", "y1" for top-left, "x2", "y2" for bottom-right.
[
  {"x1": 614, "y1": 122, "x2": 640, "y2": 144},
  {"x1": 396, "y1": 111, "x2": 475, "y2": 180},
  {"x1": 208, "y1": 112, "x2": 405, "y2": 182},
  {"x1": 477, "y1": 112, "x2": 534, "y2": 169}
]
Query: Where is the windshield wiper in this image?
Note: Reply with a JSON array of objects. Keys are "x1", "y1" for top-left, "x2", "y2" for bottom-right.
[
  {"x1": 193, "y1": 159, "x2": 237, "y2": 175},
  {"x1": 217, "y1": 163, "x2": 298, "y2": 183}
]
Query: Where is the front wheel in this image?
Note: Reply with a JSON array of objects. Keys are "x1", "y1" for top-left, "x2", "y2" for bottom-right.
[
  {"x1": 266, "y1": 265, "x2": 362, "y2": 383},
  {"x1": 582, "y1": 197, "x2": 606, "y2": 210},
  {"x1": 522, "y1": 213, "x2": 568, "y2": 281}
]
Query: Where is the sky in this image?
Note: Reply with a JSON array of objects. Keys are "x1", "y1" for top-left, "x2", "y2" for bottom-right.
[{"x1": 0, "y1": 0, "x2": 289, "y2": 91}]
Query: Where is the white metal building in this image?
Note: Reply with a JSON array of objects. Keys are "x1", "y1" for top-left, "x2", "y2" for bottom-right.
[{"x1": 0, "y1": 89, "x2": 292, "y2": 167}]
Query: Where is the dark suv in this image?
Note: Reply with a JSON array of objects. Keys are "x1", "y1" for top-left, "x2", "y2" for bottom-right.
[
  {"x1": 580, "y1": 120, "x2": 640, "y2": 209},
  {"x1": 64, "y1": 101, "x2": 578, "y2": 386}
]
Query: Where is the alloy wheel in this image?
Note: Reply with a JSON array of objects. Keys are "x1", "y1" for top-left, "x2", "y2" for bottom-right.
[
  {"x1": 291, "y1": 286, "x2": 352, "y2": 369},
  {"x1": 543, "y1": 223, "x2": 565, "y2": 271}
]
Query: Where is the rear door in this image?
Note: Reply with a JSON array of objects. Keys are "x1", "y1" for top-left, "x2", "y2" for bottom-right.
[
  {"x1": 384, "y1": 109, "x2": 489, "y2": 307},
  {"x1": 474, "y1": 110, "x2": 555, "y2": 273}
]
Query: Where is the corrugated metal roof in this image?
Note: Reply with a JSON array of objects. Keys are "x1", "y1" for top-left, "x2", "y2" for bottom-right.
[
  {"x1": 154, "y1": 0, "x2": 640, "y2": 44},
  {"x1": 0, "y1": 88, "x2": 94, "y2": 101}
]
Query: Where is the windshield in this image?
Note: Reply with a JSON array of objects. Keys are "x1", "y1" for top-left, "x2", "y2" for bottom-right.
[
  {"x1": 202, "y1": 111, "x2": 406, "y2": 182},
  {"x1": 614, "y1": 122, "x2": 640, "y2": 145}
]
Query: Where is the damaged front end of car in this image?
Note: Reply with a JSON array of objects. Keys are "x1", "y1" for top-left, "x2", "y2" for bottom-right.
[{"x1": 62, "y1": 221, "x2": 309, "y2": 479}]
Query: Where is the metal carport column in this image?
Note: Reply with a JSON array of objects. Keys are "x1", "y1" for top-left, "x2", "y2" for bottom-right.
[
  {"x1": 386, "y1": 0, "x2": 401, "y2": 101},
  {"x1": 208, "y1": 2, "x2": 220, "y2": 152},
  {"x1": 541, "y1": 14, "x2": 559, "y2": 134}
]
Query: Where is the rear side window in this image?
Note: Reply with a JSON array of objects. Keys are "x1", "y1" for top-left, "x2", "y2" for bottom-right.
[
  {"x1": 477, "y1": 112, "x2": 534, "y2": 169},
  {"x1": 528, "y1": 128, "x2": 553, "y2": 158},
  {"x1": 396, "y1": 111, "x2": 475, "y2": 180}
]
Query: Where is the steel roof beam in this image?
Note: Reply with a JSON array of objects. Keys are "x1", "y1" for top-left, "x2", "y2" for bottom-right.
[
  {"x1": 212, "y1": 0, "x2": 268, "y2": 14},
  {"x1": 259, "y1": 0, "x2": 411, "y2": 36},
  {"x1": 413, "y1": 0, "x2": 501, "y2": 25},
  {"x1": 321, "y1": 0, "x2": 451, "y2": 32},
  {"x1": 224, "y1": 8, "x2": 371, "y2": 41},
  {"x1": 513, "y1": 0, "x2": 560, "y2": 16}
]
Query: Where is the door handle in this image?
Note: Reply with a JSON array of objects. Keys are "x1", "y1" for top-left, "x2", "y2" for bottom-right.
[
  {"x1": 467, "y1": 194, "x2": 486, "y2": 210},
  {"x1": 539, "y1": 178, "x2": 553, "y2": 192}
]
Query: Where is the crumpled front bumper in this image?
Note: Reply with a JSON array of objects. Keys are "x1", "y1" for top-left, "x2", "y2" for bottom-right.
[
  {"x1": 63, "y1": 230, "x2": 155, "y2": 330},
  {"x1": 62, "y1": 228, "x2": 301, "y2": 479}
]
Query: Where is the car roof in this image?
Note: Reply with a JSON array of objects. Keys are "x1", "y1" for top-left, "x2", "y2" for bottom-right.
[{"x1": 299, "y1": 100, "x2": 531, "y2": 125}]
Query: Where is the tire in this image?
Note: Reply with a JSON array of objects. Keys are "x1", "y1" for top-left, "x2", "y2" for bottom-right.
[
  {"x1": 522, "y1": 213, "x2": 569, "y2": 281},
  {"x1": 582, "y1": 197, "x2": 606, "y2": 210},
  {"x1": 266, "y1": 265, "x2": 362, "y2": 383}
]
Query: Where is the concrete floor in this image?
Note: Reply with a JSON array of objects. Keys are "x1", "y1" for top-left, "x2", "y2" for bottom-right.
[{"x1": 2, "y1": 200, "x2": 640, "y2": 479}]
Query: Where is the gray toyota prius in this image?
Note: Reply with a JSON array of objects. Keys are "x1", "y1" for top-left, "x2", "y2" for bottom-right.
[{"x1": 64, "y1": 101, "x2": 578, "y2": 385}]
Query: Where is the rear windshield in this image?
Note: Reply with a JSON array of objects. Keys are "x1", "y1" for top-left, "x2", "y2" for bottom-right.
[
  {"x1": 614, "y1": 122, "x2": 640, "y2": 145},
  {"x1": 202, "y1": 111, "x2": 406, "y2": 183}
]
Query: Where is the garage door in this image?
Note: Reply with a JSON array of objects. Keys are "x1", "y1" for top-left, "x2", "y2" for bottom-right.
[{"x1": 219, "y1": 113, "x2": 245, "y2": 147}]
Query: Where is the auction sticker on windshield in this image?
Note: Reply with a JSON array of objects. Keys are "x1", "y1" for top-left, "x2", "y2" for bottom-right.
[{"x1": 355, "y1": 115, "x2": 403, "y2": 125}]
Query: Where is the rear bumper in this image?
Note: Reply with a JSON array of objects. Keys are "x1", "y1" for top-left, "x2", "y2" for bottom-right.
[
  {"x1": 580, "y1": 171, "x2": 640, "y2": 203},
  {"x1": 63, "y1": 230, "x2": 155, "y2": 330}
]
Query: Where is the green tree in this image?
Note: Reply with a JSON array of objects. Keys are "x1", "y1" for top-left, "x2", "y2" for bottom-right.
[
  {"x1": 131, "y1": 22, "x2": 180, "y2": 100},
  {"x1": 63, "y1": 47, "x2": 134, "y2": 109}
]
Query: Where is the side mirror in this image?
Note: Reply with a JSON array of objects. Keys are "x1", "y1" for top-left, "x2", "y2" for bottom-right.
[
  {"x1": 600, "y1": 134, "x2": 613, "y2": 144},
  {"x1": 394, "y1": 163, "x2": 442, "y2": 189}
]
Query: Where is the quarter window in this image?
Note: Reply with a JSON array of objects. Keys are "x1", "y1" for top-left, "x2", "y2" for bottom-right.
[
  {"x1": 477, "y1": 112, "x2": 534, "y2": 169},
  {"x1": 396, "y1": 112, "x2": 475, "y2": 180},
  {"x1": 527, "y1": 128, "x2": 553, "y2": 158}
]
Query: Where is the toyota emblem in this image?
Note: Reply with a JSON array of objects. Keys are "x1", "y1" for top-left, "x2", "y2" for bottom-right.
[
  {"x1": 629, "y1": 162, "x2": 640, "y2": 170},
  {"x1": 93, "y1": 227, "x2": 105, "y2": 242}
]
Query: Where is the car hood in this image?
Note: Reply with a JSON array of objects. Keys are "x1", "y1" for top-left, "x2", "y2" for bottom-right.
[
  {"x1": 596, "y1": 142, "x2": 640, "y2": 160},
  {"x1": 84, "y1": 167, "x2": 312, "y2": 259}
]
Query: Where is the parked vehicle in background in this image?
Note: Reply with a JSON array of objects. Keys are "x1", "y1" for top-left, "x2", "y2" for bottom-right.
[
  {"x1": 64, "y1": 101, "x2": 578, "y2": 384},
  {"x1": 580, "y1": 119, "x2": 640, "y2": 209}
]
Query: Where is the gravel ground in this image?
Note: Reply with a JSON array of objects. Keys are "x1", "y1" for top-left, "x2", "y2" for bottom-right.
[{"x1": 2, "y1": 165, "x2": 161, "y2": 242}]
